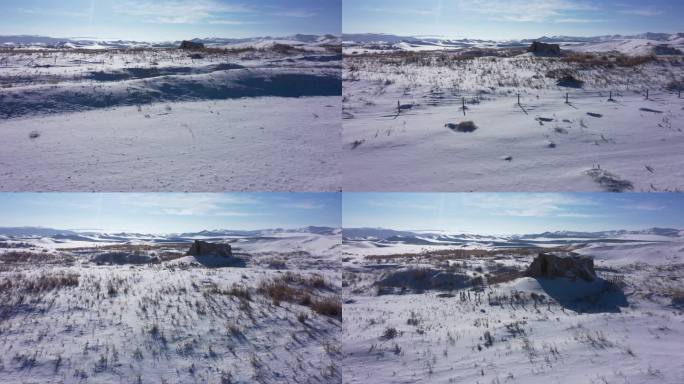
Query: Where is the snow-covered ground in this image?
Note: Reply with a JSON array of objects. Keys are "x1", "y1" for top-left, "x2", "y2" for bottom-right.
[
  {"x1": 343, "y1": 49, "x2": 684, "y2": 191},
  {"x1": 0, "y1": 227, "x2": 342, "y2": 384},
  {"x1": 342, "y1": 228, "x2": 684, "y2": 383},
  {"x1": 0, "y1": 39, "x2": 342, "y2": 191}
]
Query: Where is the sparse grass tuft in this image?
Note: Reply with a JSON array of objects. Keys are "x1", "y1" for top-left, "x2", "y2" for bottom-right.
[
  {"x1": 0, "y1": 272, "x2": 79, "y2": 293},
  {"x1": 381, "y1": 327, "x2": 398, "y2": 340},
  {"x1": 311, "y1": 297, "x2": 342, "y2": 319}
]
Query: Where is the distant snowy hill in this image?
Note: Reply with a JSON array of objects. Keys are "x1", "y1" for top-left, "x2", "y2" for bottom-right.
[
  {"x1": 343, "y1": 32, "x2": 684, "y2": 55},
  {"x1": 0, "y1": 34, "x2": 341, "y2": 50},
  {"x1": 343, "y1": 227, "x2": 684, "y2": 246},
  {"x1": 0, "y1": 226, "x2": 340, "y2": 242},
  {"x1": 0, "y1": 227, "x2": 78, "y2": 237}
]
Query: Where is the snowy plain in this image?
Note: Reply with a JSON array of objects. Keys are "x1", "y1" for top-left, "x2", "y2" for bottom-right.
[
  {"x1": 342, "y1": 228, "x2": 684, "y2": 383},
  {"x1": 0, "y1": 227, "x2": 342, "y2": 384},
  {"x1": 0, "y1": 36, "x2": 342, "y2": 191},
  {"x1": 342, "y1": 34, "x2": 684, "y2": 192}
]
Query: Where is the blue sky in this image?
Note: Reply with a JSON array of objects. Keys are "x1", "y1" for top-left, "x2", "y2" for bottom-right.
[
  {"x1": 0, "y1": 0, "x2": 341, "y2": 41},
  {"x1": 0, "y1": 193, "x2": 341, "y2": 233},
  {"x1": 343, "y1": 0, "x2": 684, "y2": 40},
  {"x1": 343, "y1": 193, "x2": 684, "y2": 235}
]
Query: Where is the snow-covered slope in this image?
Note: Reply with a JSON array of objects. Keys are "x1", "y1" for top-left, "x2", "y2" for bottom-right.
[
  {"x1": 343, "y1": 43, "x2": 684, "y2": 191},
  {"x1": 0, "y1": 225, "x2": 342, "y2": 383},
  {"x1": 342, "y1": 226, "x2": 684, "y2": 384},
  {"x1": 0, "y1": 41, "x2": 342, "y2": 192}
]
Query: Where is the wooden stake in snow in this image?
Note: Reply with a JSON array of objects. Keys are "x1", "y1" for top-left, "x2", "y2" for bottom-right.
[
  {"x1": 565, "y1": 93, "x2": 569, "y2": 104},
  {"x1": 462, "y1": 97, "x2": 466, "y2": 116},
  {"x1": 608, "y1": 91, "x2": 614, "y2": 102},
  {"x1": 645, "y1": 89, "x2": 649, "y2": 100},
  {"x1": 397, "y1": 100, "x2": 400, "y2": 114},
  {"x1": 516, "y1": 93, "x2": 528, "y2": 115}
]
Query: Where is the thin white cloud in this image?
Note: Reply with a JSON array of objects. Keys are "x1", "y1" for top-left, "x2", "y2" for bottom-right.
[
  {"x1": 19, "y1": 7, "x2": 90, "y2": 18},
  {"x1": 556, "y1": 212, "x2": 603, "y2": 218},
  {"x1": 207, "y1": 20, "x2": 252, "y2": 25},
  {"x1": 364, "y1": 6, "x2": 441, "y2": 17},
  {"x1": 368, "y1": 200, "x2": 441, "y2": 211},
  {"x1": 456, "y1": 0, "x2": 599, "y2": 23},
  {"x1": 281, "y1": 201, "x2": 326, "y2": 210},
  {"x1": 462, "y1": 194, "x2": 598, "y2": 218},
  {"x1": 113, "y1": 0, "x2": 250, "y2": 24},
  {"x1": 556, "y1": 18, "x2": 609, "y2": 23},
  {"x1": 88, "y1": 0, "x2": 96, "y2": 26},
  {"x1": 272, "y1": 10, "x2": 317, "y2": 18},
  {"x1": 121, "y1": 194, "x2": 260, "y2": 216},
  {"x1": 619, "y1": 8, "x2": 663, "y2": 17},
  {"x1": 626, "y1": 203, "x2": 666, "y2": 211}
]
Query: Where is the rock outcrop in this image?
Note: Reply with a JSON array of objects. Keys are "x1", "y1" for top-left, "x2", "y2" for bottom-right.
[
  {"x1": 186, "y1": 240, "x2": 232, "y2": 257},
  {"x1": 528, "y1": 41, "x2": 561, "y2": 56},
  {"x1": 179, "y1": 40, "x2": 205, "y2": 50},
  {"x1": 524, "y1": 252, "x2": 596, "y2": 281}
]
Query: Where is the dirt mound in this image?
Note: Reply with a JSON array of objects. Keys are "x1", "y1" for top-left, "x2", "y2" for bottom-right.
[
  {"x1": 586, "y1": 167, "x2": 633, "y2": 192},
  {"x1": 91, "y1": 252, "x2": 159, "y2": 265},
  {"x1": 376, "y1": 268, "x2": 479, "y2": 294},
  {"x1": 445, "y1": 121, "x2": 477, "y2": 133},
  {"x1": 557, "y1": 74, "x2": 584, "y2": 88}
]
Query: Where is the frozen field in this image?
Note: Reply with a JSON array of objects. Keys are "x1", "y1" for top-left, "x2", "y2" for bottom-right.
[
  {"x1": 343, "y1": 47, "x2": 684, "y2": 192},
  {"x1": 0, "y1": 227, "x2": 342, "y2": 384},
  {"x1": 341, "y1": 228, "x2": 684, "y2": 383},
  {"x1": 0, "y1": 40, "x2": 342, "y2": 191}
]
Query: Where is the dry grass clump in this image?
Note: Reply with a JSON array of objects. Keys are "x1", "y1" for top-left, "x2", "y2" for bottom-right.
[
  {"x1": 278, "y1": 272, "x2": 334, "y2": 291},
  {"x1": 615, "y1": 54, "x2": 657, "y2": 67},
  {"x1": 487, "y1": 270, "x2": 523, "y2": 285},
  {"x1": 310, "y1": 297, "x2": 342, "y2": 319},
  {"x1": 321, "y1": 44, "x2": 342, "y2": 54},
  {"x1": 207, "y1": 283, "x2": 252, "y2": 303},
  {"x1": 0, "y1": 251, "x2": 48, "y2": 263},
  {"x1": 561, "y1": 52, "x2": 656, "y2": 68},
  {"x1": 257, "y1": 274, "x2": 341, "y2": 319},
  {"x1": 271, "y1": 43, "x2": 307, "y2": 55},
  {"x1": 666, "y1": 79, "x2": 684, "y2": 91},
  {"x1": 0, "y1": 272, "x2": 79, "y2": 293},
  {"x1": 257, "y1": 278, "x2": 297, "y2": 305},
  {"x1": 671, "y1": 290, "x2": 684, "y2": 307},
  {"x1": 365, "y1": 247, "x2": 540, "y2": 263},
  {"x1": 265, "y1": 258, "x2": 287, "y2": 270}
]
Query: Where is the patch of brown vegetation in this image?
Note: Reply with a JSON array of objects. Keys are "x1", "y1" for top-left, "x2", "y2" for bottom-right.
[
  {"x1": 0, "y1": 272, "x2": 79, "y2": 293},
  {"x1": 365, "y1": 247, "x2": 544, "y2": 263},
  {"x1": 257, "y1": 273, "x2": 340, "y2": 319},
  {"x1": 562, "y1": 52, "x2": 658, "y2": 68},
  {"x1": 310, "y1": 297, "x2": 342, "y2": 319},
  {"x1": 486, "y1": 270, "x2": 523, "y2": 285}
]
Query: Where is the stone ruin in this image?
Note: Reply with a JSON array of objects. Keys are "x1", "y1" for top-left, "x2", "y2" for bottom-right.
[
  {"x1": 179, "y1": 40, "x2": 205, "y2": 50},
  {"x1": 186, "y1": 240, "x2": 232, "y2": 257},
  {"x1": 528, "y1": 41, "x2": 561, "y2": 56},
  {"x1": 524, "y1": 252, "x2": 597, "y2": 281}
]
